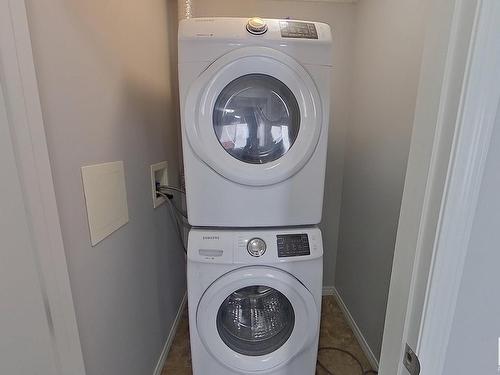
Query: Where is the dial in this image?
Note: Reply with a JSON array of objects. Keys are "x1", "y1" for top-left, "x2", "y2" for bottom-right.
[
  {"x1": 246, "y1": 17, "x2": 268, "y2": 35},
  {"x1": 247, "y1": 238, "x2": 267, "y2": 257}
]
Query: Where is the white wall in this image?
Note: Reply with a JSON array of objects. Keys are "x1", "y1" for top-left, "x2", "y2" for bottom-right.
[
  {"x1": 25, "y1": 0, "x2": 185, "y2": 374},
  {"x1": 335, "y1": 0, "x2": 429, "y2": 359},
  {"x1": 442, "y1": 100, "x2": 500, "y2": 375},
  {"x1": 194, "y1": 0, "x2": 356, "y2": 287}
]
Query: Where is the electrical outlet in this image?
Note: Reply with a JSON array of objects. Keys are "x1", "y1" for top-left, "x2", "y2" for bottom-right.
[{"x1": 151, "y1": 161, "x2": 168, "y2": 208}]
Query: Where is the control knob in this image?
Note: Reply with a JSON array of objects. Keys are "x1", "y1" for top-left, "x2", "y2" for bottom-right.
[
  {"x1": 247, "y1": 238, "x2": 266, "y2": 257},
  {"x1": 246, "y1": 17, "x2": 268, "y2": 35}
]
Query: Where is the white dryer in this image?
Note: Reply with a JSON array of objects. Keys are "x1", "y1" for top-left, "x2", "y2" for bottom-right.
[
  {"x1": 187, "y1": 227, "x2": 323, "y2": 375},
  {"x1": 179, "y1": 18, "x2": 332, "y2": 227}
]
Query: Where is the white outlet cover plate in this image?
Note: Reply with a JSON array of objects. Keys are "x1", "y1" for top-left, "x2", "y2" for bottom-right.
[
  {"x1": 81, "y1": 161, "x2": 129, "y2": 246},
  {"x1": 151, "y1": 161, "x2": 168, "y2": 208}
]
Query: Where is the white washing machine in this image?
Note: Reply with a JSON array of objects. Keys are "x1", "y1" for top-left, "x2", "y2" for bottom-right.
[
  {"x1": 187, "y1": 227, "x2": 323, "y2": 375},
  {"x1": 179, "y1": 18, "x2": 332, "y2": 227}
]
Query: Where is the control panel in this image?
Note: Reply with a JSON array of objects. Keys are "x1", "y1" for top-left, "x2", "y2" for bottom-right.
[
  {"x1": 188, "y1": 227, "x2": 322, "y2": 263},
  {"x1": 277, "y1": 234, "x2": 311, "y2": 257},
  {"x1": 279, "y1": 21, "x2": 318, "y2": 39}
]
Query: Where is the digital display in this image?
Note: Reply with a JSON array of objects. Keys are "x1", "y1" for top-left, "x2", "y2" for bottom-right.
[
  {"x1": 277, "y1": 234, "x2": 310, "y2": 257},
  {"x1": 280, "y1": 21, "x2": 318, "y2": 39}
]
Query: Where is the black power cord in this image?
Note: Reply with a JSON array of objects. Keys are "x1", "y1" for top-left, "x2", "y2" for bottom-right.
[
  {"x1": 156, "y1": 185, "x2": 190, "y2": 253},
  {"x1": 317, "y1": 347, "x2": 378, "y2": 375},
  {"x1": 159, "y1": 192, "x2": 188, "y2": 221},
  {"x1": 157, "y1": 184, "x2": 185, "y2": 195}
]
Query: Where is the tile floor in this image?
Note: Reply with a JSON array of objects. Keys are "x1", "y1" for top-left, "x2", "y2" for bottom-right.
[{"x1": 162, "y1": 295, "x2": 375, "y2": 375}]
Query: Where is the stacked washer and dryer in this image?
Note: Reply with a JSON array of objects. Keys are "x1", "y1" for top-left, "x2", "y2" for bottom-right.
[{"x1": 178, "y1": 17, "x2": 332, "y2": 375}]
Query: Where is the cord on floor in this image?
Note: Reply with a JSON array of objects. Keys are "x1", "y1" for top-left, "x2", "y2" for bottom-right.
[{"x1": 317, "y1": 347, "x2": 378, "y2": 375}]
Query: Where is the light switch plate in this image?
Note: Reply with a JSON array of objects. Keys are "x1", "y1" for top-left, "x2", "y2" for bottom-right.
[{"x1": 81, "y1": 161, "x2": 129, "y2": 246}]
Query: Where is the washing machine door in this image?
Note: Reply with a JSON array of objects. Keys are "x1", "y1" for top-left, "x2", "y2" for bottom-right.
[
  {"x1": 196, "y1": 266, "x2": 319, "y2": 373},
  {"x1": 184, "y1": 47, "x2": 323, "y2": 186}
]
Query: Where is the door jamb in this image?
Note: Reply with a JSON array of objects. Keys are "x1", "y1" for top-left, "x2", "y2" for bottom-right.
[
  {"x1": 380, "y1": 0, "x2": 500, "y2": 373},
  {"x1": 0, "y1": 1, "x2": 86, "y2": 374},
  {"x1": 417, "y1": 1, "x2": 500, "y2": 373}
]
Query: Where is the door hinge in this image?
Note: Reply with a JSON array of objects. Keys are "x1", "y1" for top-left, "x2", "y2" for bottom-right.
[{"x1": 403, "y1": 343, "x2": 421, "y2": 375}]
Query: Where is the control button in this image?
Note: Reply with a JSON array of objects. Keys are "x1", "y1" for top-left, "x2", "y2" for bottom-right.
[
  {"x1": 247, "y1": 238, "x2": 267, "y2": 257},
  {"x1": 246, "y1": 17, "x2": 268, "y2": 35}
]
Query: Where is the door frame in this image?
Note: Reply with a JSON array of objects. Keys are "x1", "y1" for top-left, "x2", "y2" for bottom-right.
[
  {"x1": 380, "y1": 0, "x2": 500, "y2": 373},
  {"x1": 0, "y1": 1, "x2": 86, "y2": 374}
]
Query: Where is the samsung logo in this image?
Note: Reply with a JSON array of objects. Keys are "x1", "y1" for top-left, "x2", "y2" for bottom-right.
[{"x1": 203, "y1": 236, "x2": 220, "y2": 240}]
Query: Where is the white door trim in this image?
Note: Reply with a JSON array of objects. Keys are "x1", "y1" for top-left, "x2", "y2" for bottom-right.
[
  {"x1": 380, "y1": 0, "x2": 500, "y2": 373},
  {"x1": 0, "y1": 1, "x2": 86, "y2": 374},
  {"x1": 379, "y1": 0, "x2": 479, "y2": 370},
  {"x1": 417, "y1": 1, "x2": 500, "y2": 373}
]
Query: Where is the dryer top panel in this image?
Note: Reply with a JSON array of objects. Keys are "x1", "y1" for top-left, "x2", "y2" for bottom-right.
[{"x1": 178, "y1": 17, "x2": 332, "y2": 66}]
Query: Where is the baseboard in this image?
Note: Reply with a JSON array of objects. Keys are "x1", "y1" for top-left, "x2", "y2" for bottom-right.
[
  {"x1": 322, "y1": 285, "x2": 336, "y2": 296},
  {"x1": 153, "y1": 292, "x2": 187, "y2": 375},
  {"x1": 330, "y1": 287, "x2": 379, "y2": 371}
]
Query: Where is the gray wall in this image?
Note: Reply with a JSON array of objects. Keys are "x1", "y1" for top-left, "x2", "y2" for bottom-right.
[
  {"x1": 25, "y1": 1, "x2": 186, "y2": 374},
  {"x1": 335, "y1": 0, "x2": 428, "y2": 359},
  {"x1": 0, "y1": 81, "x2": 58, "y2": 375},
  {"x1": 442, "y1": 100, "x2": 500, "y2": 375},
  {"x1": 194, "y1": 0, "x2": 356, "y2": 287}
]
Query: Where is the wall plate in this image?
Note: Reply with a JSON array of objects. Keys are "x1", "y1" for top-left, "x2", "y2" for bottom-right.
[
  {"x1": 81, "y1": 161, "x2": 129, "y2": 246},
  {"x1": 151, "y1": 161, "x2": 168, "y2": 208}
]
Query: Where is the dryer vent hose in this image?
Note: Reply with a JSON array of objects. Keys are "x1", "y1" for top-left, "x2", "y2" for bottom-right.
[{"x1": 179, "y1": 0, "x2": 194, "y2": 20}]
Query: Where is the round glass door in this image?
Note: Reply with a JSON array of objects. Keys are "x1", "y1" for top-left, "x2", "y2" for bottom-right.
[
  {"x1": 213, "y1": 74, "x2": 300, "y2": 164},
  {"x1": 196, "y1": 266, "x2": 319, "y2": 371},
  {"x1": 184, "y1": 47, "x2": 323, "y2": 186},
  {"x1": 216, "y1": 285, "x2": 295, "y2": 356}
]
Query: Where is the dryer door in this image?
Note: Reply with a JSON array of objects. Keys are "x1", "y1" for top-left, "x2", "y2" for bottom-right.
[
  {"x1": 184, "y1": 47, "x2": 323, "y2": 186},
  {"x1": 196, "y1": 266, "x2": 319, "y2": 373}
]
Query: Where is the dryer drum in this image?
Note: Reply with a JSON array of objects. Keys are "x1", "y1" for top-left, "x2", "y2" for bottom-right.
[
  {"x1": 213, "y1": 74, "x2": 301, "y2": 165},
  {"x1": 216, "y1": 285, "x2": 295, "y2": 356}
]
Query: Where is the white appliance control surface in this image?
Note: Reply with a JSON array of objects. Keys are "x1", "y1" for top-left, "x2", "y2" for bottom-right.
[{"x1": 188, "y1": 227, "x2": 322, "y2": 264}]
